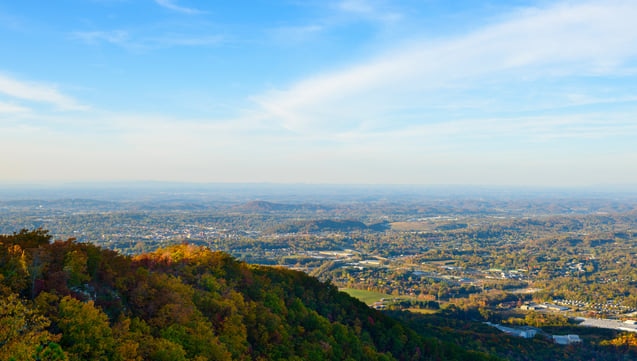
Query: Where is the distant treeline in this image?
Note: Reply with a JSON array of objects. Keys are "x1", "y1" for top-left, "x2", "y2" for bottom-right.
[{"x1": 265, "y1": 219, "x2": 390, "y2": 234}]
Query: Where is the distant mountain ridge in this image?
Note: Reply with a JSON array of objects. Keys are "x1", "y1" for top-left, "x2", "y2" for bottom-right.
[
  {"x1": 231, "y1": 200, "x2": 331, "y2": 213},
  {"x1": 266, "y1": 219, "x2": 390, "y2": 234}
]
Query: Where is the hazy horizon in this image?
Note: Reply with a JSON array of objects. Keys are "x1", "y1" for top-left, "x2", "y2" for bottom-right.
[
  {"x1": 1, "y1": 181, "x2": 636, "y2": 201},
  {"x1": 1, "y1": 1, "x2": 636, "y2": 186}
]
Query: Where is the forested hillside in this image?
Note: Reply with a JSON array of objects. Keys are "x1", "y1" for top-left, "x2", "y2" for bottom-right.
[
  {"x1": 0, "y1": 229, "x2": 497, "y2": 361},
  {"x1": 265, "y1": 219, "x2": 389, "y2": 234}
]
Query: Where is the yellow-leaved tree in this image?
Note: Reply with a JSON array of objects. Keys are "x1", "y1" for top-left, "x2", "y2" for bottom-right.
[{"x1": 0, "y1": 293, "x2": 64, "y2": 361}]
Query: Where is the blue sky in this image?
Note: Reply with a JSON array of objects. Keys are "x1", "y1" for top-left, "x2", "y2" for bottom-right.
[{"x1": 1, "y1": 0, "x2": 636, "y2": 187}]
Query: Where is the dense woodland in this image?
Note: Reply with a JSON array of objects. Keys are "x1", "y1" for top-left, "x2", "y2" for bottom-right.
[{"x1": 0, "y1": 229, "x2": 497, "y2": 361}]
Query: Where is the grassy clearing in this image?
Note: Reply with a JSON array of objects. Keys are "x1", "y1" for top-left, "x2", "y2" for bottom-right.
[
  {"x1": 390, "y1": 222, "x2": 430, "y2": 231},
  {"x1": 405, "y1": 308, "x2": 439, "y2": 314},
  {"x1": 340, "y1": 288, "x2": 392, "y2": 305}
]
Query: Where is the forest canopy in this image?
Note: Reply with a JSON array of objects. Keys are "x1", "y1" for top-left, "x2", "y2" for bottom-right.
[{"x1": 0, "y1": 229, "x2": 495, "y2": 361}]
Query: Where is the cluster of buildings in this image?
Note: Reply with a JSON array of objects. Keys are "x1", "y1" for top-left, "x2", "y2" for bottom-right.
[
  {"x1": 554, "y1": 298, "x2": 636, "y2": 315},
  {"x1": 552, "y1": 334, "x2": 582, "y2": 345},
  {"x1": 485, "y1": 323, "x2": 538, "y2": 339},
  {"x1": 500, "y1": 301, "x2": 637, "y2": 346},
  {"x1": 575, "y1": 317, "x2": 637, "y2": 333},
  {"x1": 520, "y1": 302, "x2": 570, "y2": 312},
  {"x1": 485, "y1": 322, "x2": 582, "y2": 345}
]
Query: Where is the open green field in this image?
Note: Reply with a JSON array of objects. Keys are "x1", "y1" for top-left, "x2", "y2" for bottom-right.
[
  {"x1": 405, "y1": 308, "x2": 439, "y2": 315},
  {"x1": 339, "y1": 288, "x2": 392, "y2": 305}
]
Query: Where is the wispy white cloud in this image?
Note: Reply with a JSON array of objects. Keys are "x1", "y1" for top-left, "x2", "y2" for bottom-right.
[
  {"x1": 2, "y1": 102, "x2": 634, "y2": 185},
  {"x1": 72, "y1": 30, "x2": 130, "y2": 46},
  {"x1": 152, "y1": 34, "x2": 223, "y2": 47},
  {"x1": 0, "y1": 73, "x2": 87, "y2": 111},
  {"x1": 253, "y1": 0, "x2": 637, "y2": 135},
  {"x1": 154, "y1": 0, "x2": 205, "y2": 15},
  {"x1": 268, "y1": 24, "x2": 325, "y2": 44},
  {"x1": 264, "y1": 0, "x2": 403, "y2": 48},
  {"x1": 5, "y1": 0, "x2": 637, "y2": 186},
  {"x1": 72, "y1": 29, "x2": 223, "y2": 51},
  {"x1": 0, "y1": 101, "x2": 29, "y2": 114},
  {"x1": 0, "y1": 10, "x2": 26, "y2": 32},
  {"x1": 316, "y1": 109, "x2": 637, "y2": 161},
  {"x1": 335, "y1": 0, "x2": 402, "y2": 23}
]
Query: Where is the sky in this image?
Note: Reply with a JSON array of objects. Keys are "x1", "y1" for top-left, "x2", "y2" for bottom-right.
[{"x1": 1, "y1": 0, "x2": 636, "y2": 187}]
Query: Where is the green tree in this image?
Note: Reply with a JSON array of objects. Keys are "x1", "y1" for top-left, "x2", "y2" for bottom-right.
[
  {"x1": 63, "y1": 250, "x2": 89, "y2": 287},
  {"x1": 57, "y1": 296, "x2": 115, "y2": 361},
  {"x1": 1, "y1": 229, "x2": 52, "y2": 249},
  {"x1": 35, "y1": 342, "x2": 67, "y2": 361}
]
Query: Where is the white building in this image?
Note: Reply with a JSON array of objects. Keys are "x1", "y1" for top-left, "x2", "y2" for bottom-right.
[{"x1": 553, "y1": 334, "x2": 581, "y2": 345}]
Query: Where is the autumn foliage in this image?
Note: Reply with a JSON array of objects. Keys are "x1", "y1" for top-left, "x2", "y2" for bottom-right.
[{"x1": 0, "y1": 229, "x2": 497, "y2": 360}]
